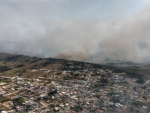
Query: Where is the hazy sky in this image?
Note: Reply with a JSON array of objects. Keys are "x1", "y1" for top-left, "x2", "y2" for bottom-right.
[{"x1": 1, "y1": 0, "x2": 150, "y2": 63}]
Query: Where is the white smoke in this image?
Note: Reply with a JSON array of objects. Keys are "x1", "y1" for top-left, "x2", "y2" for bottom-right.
[{"x1": 0, "y1": 0, "x2": 150, "y2": 63}]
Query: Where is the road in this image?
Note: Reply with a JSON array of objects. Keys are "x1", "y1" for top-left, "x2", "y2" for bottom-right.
[
  {"x1": 140, "y1": 90, "x2": 144, "y2": 99},
  {"x1": 0, "y1": 103, "x2": 11, "y2": 109},
  {"x1": 82, "y1": 74, "x2": 91, "y2": 88}
]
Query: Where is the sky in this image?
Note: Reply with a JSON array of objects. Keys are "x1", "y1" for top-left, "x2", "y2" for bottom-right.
[{"x1": 1, "y1": 0, "x2": 150, "y2": 63}]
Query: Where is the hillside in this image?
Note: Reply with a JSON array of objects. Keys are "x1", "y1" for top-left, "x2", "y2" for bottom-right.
[
  {"x1": 105, "y1": 60, "x2": 150, "y2": 78},
  {"x1": 0, "y1": 53, "x2": 146, "y2": 79},
  {"x1": 0, "y1": 53, "x2": 106, "y2": 78}
]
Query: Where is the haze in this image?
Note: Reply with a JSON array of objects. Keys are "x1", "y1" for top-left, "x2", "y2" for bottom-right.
[{"x1": 1, "y1": 0, "x2": 150, "y2": 63}]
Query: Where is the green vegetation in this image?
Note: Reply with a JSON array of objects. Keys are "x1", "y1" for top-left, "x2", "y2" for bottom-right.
[
  {"x1": 100, "y1": 78, "x2": 108, "y2": 84},
  {"x1": 16, "y1": 64, "x2": 25, "y2": 68},
  {"x1": 106, "y1": 109, "x2": 116, "y2": 113},
  {"x1": 49, "y1": 98, "x2": 59, "y2": 103},
  {"x1": 13, "y1": 97, "x2": 25, "y2": 105},
  {"x1": 0, "y1": 65, "x2": 11, "y2": 72},
  {"x1": 18, "y1": 69, "x2": 26, "y2": 76},
  {"x1": 132, "y1": 101, "x2": 145, "y2": 106},
  {"x1": 94, "y1": 93, "x2": 101, "y2": 98},
  {"x1": 5, "y1": 55, "x2": 21, "y2": 61},
  {"x1": 94, "y1": 78, "x2": 108, "y2": 88},
  {"x1": 136, "y1": 77, "x2": 145, "y2": 84},
  {"x1": 71, "y1": 105, "x2": 83, "y2": 112},
  {"x1": 48, "y1": 89, "x2": 57, "y2": 96},
  {"x1": 42, "y1": 61, "x2": 51, "y2": 66},
  {"x1": 0, "y1": 78, "x2": 11, "y2": 83}
]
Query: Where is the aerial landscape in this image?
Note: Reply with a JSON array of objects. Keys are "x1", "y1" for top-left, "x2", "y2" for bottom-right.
[
  {"x1": 0, "y1": 0, "x2": 150, "y2": 113},
  {"x1": 0, "y1": 53, "x2": 149, "y2": 113}
]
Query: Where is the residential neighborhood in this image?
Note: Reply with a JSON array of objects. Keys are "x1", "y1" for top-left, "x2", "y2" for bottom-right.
[{"x1": 0, "y1": 63, "x2": 150, "y2": 113}]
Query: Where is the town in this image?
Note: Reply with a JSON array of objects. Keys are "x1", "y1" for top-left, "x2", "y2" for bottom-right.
[{"x1": 0, "y1": 62, "x2": 150, "y2": 113}]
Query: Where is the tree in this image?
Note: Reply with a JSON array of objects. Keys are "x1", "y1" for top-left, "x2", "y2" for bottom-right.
[
  {"x1": 13, "y1": 97, "x2": 25, "y2": 105},
  {"x1": 71, "y1": 105, "x2": 83, "y2": 112},
  {"x1": 0, "y1": 65, "x2": 11, "y2": 72},
  {"x1": 100, "y1": 78, "x2": 108, "y2": 84},
  {"x1": 136, "y1": 78, "x2": 145, "y2": 84}
]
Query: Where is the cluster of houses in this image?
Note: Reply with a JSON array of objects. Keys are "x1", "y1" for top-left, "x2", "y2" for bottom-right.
[{"x1": 0, "y1": 64, "x2": 150, "y2": 113}]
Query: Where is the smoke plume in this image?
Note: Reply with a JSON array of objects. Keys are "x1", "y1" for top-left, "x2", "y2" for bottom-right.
[{"x1": 0, "y1": 1, "x2": 150, "y2": 63}]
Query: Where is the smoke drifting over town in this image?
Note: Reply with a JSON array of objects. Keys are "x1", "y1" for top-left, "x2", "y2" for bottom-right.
[{"x1": 1, "y1": 0, "x2": 150, "y2": 63}]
